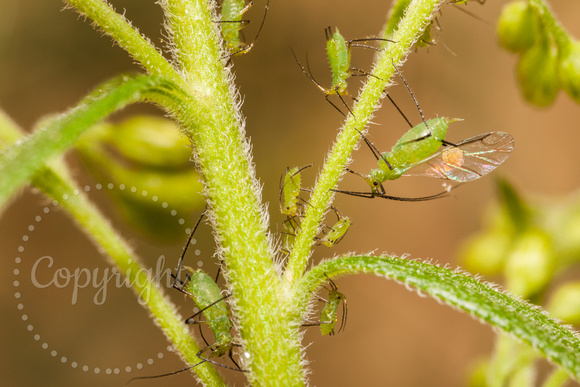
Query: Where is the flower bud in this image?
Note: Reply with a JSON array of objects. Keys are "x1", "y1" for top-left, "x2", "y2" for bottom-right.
[
  {"x1": 497, "y1": 1, "x2": 538, "y2": 52},
  {"x1": 102, "y1": 116, "x2": 193, "y2": 169},
  {"x1": 558, "y1": 40, "x2": 580, "y2": 104},
  {"x1": 461, "y1": 231, "x2": 511, "y2": 275},
  {"x1": 517, "y1": 36, "x2": 560, "y2": 106},
  {"x1": 505, "y1": 228, "x2": 554, "y2": 298},
  {"x1": 549, "y1": 282, "x2": 580, "y2": 325}
]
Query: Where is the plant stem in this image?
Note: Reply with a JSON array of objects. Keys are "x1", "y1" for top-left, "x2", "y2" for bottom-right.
[
  {"x1": 160, "y1": 0, "x2": 303, "y2": 383},
  {"x1": 528, "y1": 0, "x2": 572, "y2": 50},
  {"x1": 65, "y1": 0, "x2": 179, "y2": 80}
]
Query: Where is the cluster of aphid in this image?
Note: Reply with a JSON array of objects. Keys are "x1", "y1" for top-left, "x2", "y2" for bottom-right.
[
  {"x1": 128, "y1": 208, "x2": 347, "y2": 384},
  {"x1": 279, "y1": 164, "x2": 352, "y2": 255},
  {"x1": 292, "y1": 23, "x2": 514, "y2": 202}
]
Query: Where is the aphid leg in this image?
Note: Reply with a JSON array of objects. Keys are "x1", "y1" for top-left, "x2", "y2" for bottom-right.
[
  {"x1": 324, "y1": 275, "x2": 348, "y2": 334},
  {"x1": 223, "y1": 0, "x2": 270, "y2": 58},
  {"x1": 344, "y1": 167, "x2": 367, "y2": 180},
  {"x1": 331, "y1": 187, "x2": 451, "y2": 201},
  {"x1": 172, "y1": 208, "x2": 207, "y2": 289},
  {"x1": 126, "y1": 361, "x2": 206, "y2": 384},
  {"x1": 185, "y1": 294, "x2": 232, "y2": 325},
  {"x1": 348, "y1": 36, "x2": 396, "y2": 52},
  {"x1": 326, "y1": 92, "x2": 352, "y2": 118},
  {"x1": 196, "y1": 344, "x2": 249, "y2": 372}
]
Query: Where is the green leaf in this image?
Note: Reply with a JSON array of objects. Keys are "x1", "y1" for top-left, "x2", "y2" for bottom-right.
[
  {"x1": 0, "y1": 74, "x2": 184, "y2": 205},
  {"x1": 299, "y1": 256, "x2": 580, "y2": 381}
]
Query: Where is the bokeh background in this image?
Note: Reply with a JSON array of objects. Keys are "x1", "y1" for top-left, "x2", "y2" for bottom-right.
[{"x1": 1, "y1": 0, "x2": 580, "y2": 386}]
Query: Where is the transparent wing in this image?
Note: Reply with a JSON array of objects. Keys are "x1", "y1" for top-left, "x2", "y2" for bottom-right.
[{"x1": 402, "y1": 132, "x2": 514, "y2": 182}]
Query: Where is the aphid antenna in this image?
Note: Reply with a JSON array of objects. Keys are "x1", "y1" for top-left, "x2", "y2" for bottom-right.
[
  {"x1": 291, "y1": 49, "x2": 327, "y2": 94},
  {"x1": 391, "y1": 62, "x2": 458, "y2": 148},
  {"x1": 344, "y1": 167, "x2": 366, "y2": 180},
  {"x1": 391, "y1": 61, "x2": 429, "y2": 132},
  {"x1": 291, "y1": 48, "x2": 353, "y2": 118},
  {"x1": 172, "y1": 208, "x2": 207, "y2": 288},
  {"x1": 385, "y1": 93, "x2": 412, "y2": 129}
]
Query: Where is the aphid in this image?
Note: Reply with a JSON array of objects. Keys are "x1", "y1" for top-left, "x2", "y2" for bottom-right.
[
  {"x1": 293, "y1": 26, "x2": 394, "y2": 116},
  {"x1": 127, "y1": 210, "x2": 245, "y2": 384},
  {"x1": 280, "y1": 164, "x2": 313, "y2": 220},
  {"x1": 279, "y1": 164, "x2": 313, "y2": 254},
  {"x1": 450, "y1": 0, "x2": 486, "y2": 5},
  {"x1": 219, "y1": 0, "x2": 269, "y2": 57},
  {"x1": 304, "y1": 276, "x2": 348, "y2": 336},
  {"x1": 318, "y1": 207, "x2": 352, "y2": 248},
  {"x1": 334, "y1": 64, "x2": 514, "y2": 201}
]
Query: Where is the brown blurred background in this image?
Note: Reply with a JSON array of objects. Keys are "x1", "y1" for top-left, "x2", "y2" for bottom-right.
[{"x1": 1, "y1": 0, "x2": 580, "y2": 386}]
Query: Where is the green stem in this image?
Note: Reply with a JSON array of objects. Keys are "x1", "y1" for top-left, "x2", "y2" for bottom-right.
[
  {"x1": 297, "y1": 255, "x2": 580, "y2": 382},
  {"x1": 0, "y1": 111, "x2": 226, "y2": 386},
  {"x1": 159, "y1": 0, "x2": 302, "y2": 383},
  {"x1": 65, "y1": 0, "x2": 179, "y2": 81},
  {"x1": 285, "y1": 0, "x2": 443, "y2": 284},
  {"x1": 528, "y1": 0, "x2": 572, "y2": 51}
]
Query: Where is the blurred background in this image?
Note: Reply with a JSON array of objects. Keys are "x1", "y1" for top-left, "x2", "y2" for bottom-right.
[{"x1": 1, "y1": 0, "x2": 580, "y2": 385}]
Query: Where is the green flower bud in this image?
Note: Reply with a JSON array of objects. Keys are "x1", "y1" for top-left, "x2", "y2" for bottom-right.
[
  {"x1": 77, "y1": 115, "x2": 204, "y2": 241},
  {"x1": 558, "y1": 40, "x2": 580, "y2": 104},
  {"x1": 505, "y1": 228, "x2": 554, "y2": 298},
  {"x1": 549, "y1": 282, "x2": 580, "y2": 325},
  {"x1": 517, "y1": 36, "x2": 560, "y2": 106},
  {"x1": 497, "y1": 1, "x2": 538, "y2": 52},
  {"x1": 103, "y1": 116, "x2": 192, "y2": 169},
  {"x1": 109, "y1": 168, "x2": 204, "y2": 240},
  {"x1": 461, "y1": 231, "x2": 511, "y2": 275}
]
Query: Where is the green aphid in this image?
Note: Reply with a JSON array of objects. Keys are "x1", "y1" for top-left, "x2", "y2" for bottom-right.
[
  {"x1": 335, "y1": 66, "x2": 514, "y2": 201},
  {"x1": 319, "y1": 208, "x2": 352, "y2": 248},
  {"x1": 219, "y1": 0, "x2": 269, "y2": 57},
  {"x1": 293, "y1": 26, "x2": 394, "y2": 116}
]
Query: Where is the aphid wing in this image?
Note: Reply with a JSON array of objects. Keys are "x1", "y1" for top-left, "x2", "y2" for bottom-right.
[{"x1": 402, "y1": 132, "x2": 514, "y2": 182}]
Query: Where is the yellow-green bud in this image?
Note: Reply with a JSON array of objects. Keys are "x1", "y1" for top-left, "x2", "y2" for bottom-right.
[
  {"x1": 461, "y1": 232, "x2": 511, "y2": 275},
  {"x1": 549, "y1": 282, "x2": 580, "y2": 325},
  {"x1": 497, "y1": 2, "x2": 538, "y2": 52},
  {"x1": 505, "y1": 228, "x2": 554, "y2": 298},
  {"x1": 103, "y1": 116, "x2": 192, "y2": 169},
  {"x1": 558, "y1": 40, "x2": 580, "y2": 104},
  {"x1": 517, "y1": 37, "x2": 560, "y2": 106}
]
